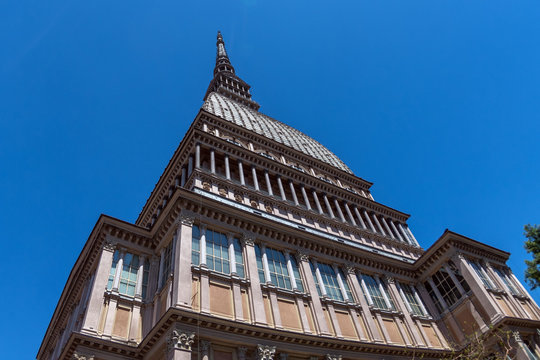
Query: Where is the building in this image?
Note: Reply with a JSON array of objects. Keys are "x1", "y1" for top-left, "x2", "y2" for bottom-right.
[{"x1": 38, "y1": 32, "x2": 540, "y2": 360}]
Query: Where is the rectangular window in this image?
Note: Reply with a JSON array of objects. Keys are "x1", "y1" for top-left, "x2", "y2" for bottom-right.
[
  {"x1": 142, "y1": 258, "x2": 150, "y2": 299},
  {"x1": 266, "y1": 247, "x2": 293, "y2": 290},
  {"x1": 255, "y1": 244, "x2": 266, "y2": 284},
  {"x1": 360, "y1": 274, "x2": 394, "y2": 310},
  {"x1": 310, "y1": 261, "x2": 322, "y2": 297},
  {"x1": 400, "y1": 283, "x2": 425, "y2": 316},
  {"x1": 494, "y1": 268, "x2": 520, "y2": 295},
  {"x1": 107, "y1": 250, "x2": 120, "y2": 290},
  {"x1": 470, "y1": 261, "x2": 494, "y2": 289},
  {"x1": 432, "y1": 269, "x2": 462, "y2": 307},
  {"x1": 119, "y1": 253, "x2": 139, "y2": 296},
  {"x1": 233, "y1": 238, "x2": 245, "y2": 278},
  {"x1": 424, "y1": 281, "x2": 443, "y2": 313},
  {"x1": 191, "y1": 225, "x2": 200, "y2": 265},
  {"x1": 161, "y1": 242, "x2": 173, "y2": 288},
  {"x1": 206, "y1": 229, "x2": 230, "y2": 274},
  {"x1": 317, "y1": 262, "x2": 345, "y2": 301}
]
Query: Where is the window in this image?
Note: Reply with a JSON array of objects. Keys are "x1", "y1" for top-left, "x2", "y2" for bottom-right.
[
  {"x1": 310, "y1": 261, "x2": 350, "y2": 302},
  {"x1": 448, "y1": 260, "x2": 471, "y2": 293},
  {"x1": 399, "y1": 283, "x2": 426, "y2": 316},
  {"x1": 192, "y1": 225, "x2": 245, "y2": 277},
  {"x1": 107, "y1": 250, "x2": 120, "y2": 290},
  {"x1": 424, "y1": 281, "x2": 443, "y2": 313},
  {"x1": 119, "y1": 253, "x2": 139, "y2": 296},
  {"x1": 360, "y1": 274, "x2": 395, "y2": 311},
  {"x1": 494, "y1": 268, "x2": 520, "y2": 295},
  {"x1": 192, "y1": 225, "x2": 201, "y2": 265},
  {"x1": 107, "y1": 251, "x2": 149, "y2": 297},
  {"x1": 432, "y1": 269, "x2": 462, "y2": 307},
  {"x1": 255, "y1": 246, "x2": 304, "y2": 291},
  {"x1": 470, "y1": 261, "x2": 494, "y2": 290},
  {"x1": 232, "y1": 238, "x2": 245, "y2": 278},
  {"x1": 205, "y1": 229, "x2": 230, "y2": 274},
  {"x1": 266, "y1": 247, "x2": 292, "y2": 290},
  {"x1": 160, "y1": 241, "x2": 173, "y2": 288},
  {"x1": 255, "y1": 244, "x2": 266, "y2": 283}
]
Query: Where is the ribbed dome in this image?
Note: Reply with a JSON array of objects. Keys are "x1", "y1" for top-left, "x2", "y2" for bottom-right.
[{"x1": 202, "y1": 92, "x2": 352, "y2": 174}]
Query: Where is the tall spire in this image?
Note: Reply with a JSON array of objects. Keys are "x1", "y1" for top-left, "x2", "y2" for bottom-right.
[{"x1": 204, "y1": 31, "x2": 260, "y2": 111}]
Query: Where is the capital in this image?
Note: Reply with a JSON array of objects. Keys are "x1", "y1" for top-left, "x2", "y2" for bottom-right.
[
  {"x1": 102, "y1": 241, "x2": 116, "y2": 253},
  {"x1": 384, "y1": 275, "x2": 395, "y2": 284},
  {"x1": 72, "y1": 351, "x2": 95, "y2": 360},
  {"x1": 178, "y1": 215, "x2": 195, "y2": 227},
  {"x1": 257, "y1": 344, "x2": 276, "y2": 360},
  {"x1": 241, "y1": 233, "x2": 256, "y2": 246},
  {"x1": 297, "y1": 250, "x2": 310, "y2": 262},
  {"x1": 167, "y1": 326, "x2": 195, "y2": 352},
  {"x1": 512, "y1": 331, "x2": 522, "y2": 343},
  {"x1": 238, "y1": 347, "x2": 248, "y2": 360},
  {"x1": 325, "y1": 355, "x2": 342, "y2": 360},
  {"x1": 345, "y1": 264, "x2": 357, "y2": 275}
]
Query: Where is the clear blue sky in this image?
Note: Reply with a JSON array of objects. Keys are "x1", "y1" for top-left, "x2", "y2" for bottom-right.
[{"x1": 1, "y1": 1, "x2": 539, "y2": 358}]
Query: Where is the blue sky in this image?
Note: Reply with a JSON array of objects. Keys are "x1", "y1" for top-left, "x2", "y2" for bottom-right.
[{"x1": 1, "y1": 0, "x2": 539, "y2": 358}]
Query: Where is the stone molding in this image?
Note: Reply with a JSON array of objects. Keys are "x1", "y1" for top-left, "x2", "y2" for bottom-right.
[
  {"x1": 257, "y1": 344, "x2": 276, "y2": 360},
  {"x1": 167, "y1": 327, "x2": 195, "y2": 352}
]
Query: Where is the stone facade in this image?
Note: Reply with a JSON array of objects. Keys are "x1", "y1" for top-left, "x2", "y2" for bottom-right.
[{"x1": 38, "y1": 32, "x2": 540, "y2": 360}]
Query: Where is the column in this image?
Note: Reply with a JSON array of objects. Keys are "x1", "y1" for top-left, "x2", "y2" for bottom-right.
[
  {"x1": 145, "y1": 256, "x2": 159, "y2": 334},
  {"x1": 181, "y1": 167, "x2": 186, "y2": 187},
  {"x1": 112, "y1": 249, "x2": 125, "y2": 292},
  {"x1": 128, "y1": 302, "x2": 142, "y2": 344},
  {"x1": 333, "y1": 199, "x2": 346, "y2": 222},
  {"x1": 289, "y1": 180, "x2": 299, "y2": 205},
  {"x1": 224, "y1": 154, "x2": 231, "y2": 180},
  {"x1": 238, "y1": 161, "x2": 245, "y2": 185},
  {"x1": 252, "y1": 165, "x2": 260, "y2": 191},
  {"x1": 362, "y1": 209, "x2": 377, "y2": 232},
  {"x1": 405, "y1": 225, "x2": 419, "y2": 246},
  {"x1": 312, "y1": 190, "x2": 323, "y2": 214},
  {"x1": 380, "y1": 217, "x2": 395, "y2": 239},
  {"x1": 188, "y1": 156, "x2": 193, "y2": 176},
  {"x1": 353, "y1": 207, "x2": 366, "y2": 229},
  {"x1": 322, "y1": 194, "x2": 335, "y2": 218},
  {"x1": 333, "y1": 264, "x2": 349, "y2": 301},
  {"x1": 346, "y1": 267, "x2": 383, "y2": 342},
  {"x1": 210, "y1": 148, "x2": 216, "y2": 174},
  {"x1": 312, "y1": 259, "x2": 327, "y2": 296},
  {"x1": 243, "y1": 235, "x2": 267, "y2": 325},
  {"x1": 277, "y1": 176, "x2": 287, "y2": 200},
  {"x1": 343, "y1": 203, "x2": 357, "y2": 226},
  {"x1": 227, "y1": 234, "x2": 237, "y2": 275},
  {"x1": 398, "y1": 223, "x2": 412, "y2": 244},
  {"x1": 297, "y1": 253, "x2": 330, "y2": 335},
  {"x1": 300, "y1": 185, "x2": 311, "y2": 210},
  {"x1": 135, "y1": 254, "x2": 146, "y2": 299},
  {"x1": 264, "y1": 170, "x2": 273, "y2": 196},
  {"x1": 455, "y1": 253, "x2": 501, "y2": 322},
  {"x1": 284, "y1": 252, "x2": 297, "y2": 290},
  {"x1": 199, "y1": 225, "x2": 207, "y2": 267},
  {"x1": 261, "y1": 244, "x2": 272, "y2": 284},
  {"x1": 165, "y1": 325, "x2": 195, "y2": 360},
  {"x1": 195, "y1": 143, "x2": 201, "y2": 169},
  {"x1": 371, "y1": 214, "x2": 386, "y2": 236},
  {"x1": 81, "y1": 242, "x2": 116, "y2": 335},
  {"x1": 172, "y1": 215, "x2": 194, "y2": 309},
  {"x1": 238, "y1": 347, "x2": 248, "y2": 360},
  {"x1": 390, "y1": 220, "x2": 405, "y2": 243}
]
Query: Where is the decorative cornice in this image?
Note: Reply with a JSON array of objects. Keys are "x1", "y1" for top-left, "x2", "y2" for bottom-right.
[{"x1": 257, "y1": 344, "x2": 276, "y2": 360}]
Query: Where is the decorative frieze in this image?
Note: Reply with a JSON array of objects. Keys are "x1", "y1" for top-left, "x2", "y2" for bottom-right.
[{"x1": 257, "y1": 344, "x2": 276, "y2": 360}]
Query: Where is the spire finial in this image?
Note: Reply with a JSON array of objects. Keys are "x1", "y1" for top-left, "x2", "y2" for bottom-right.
[{"x1": 203, "y1": 31, "x2": 260, "y2": 111}]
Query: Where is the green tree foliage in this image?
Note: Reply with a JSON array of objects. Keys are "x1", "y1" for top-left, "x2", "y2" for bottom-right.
[{"x1": 524, "y1": 224, "x2": 540, "y2": 290}]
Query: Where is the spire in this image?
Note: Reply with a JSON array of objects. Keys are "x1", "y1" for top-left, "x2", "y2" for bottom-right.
[{"x1": 204, "y1": 31, "x2": 260, "y2": 111}]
